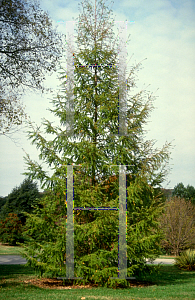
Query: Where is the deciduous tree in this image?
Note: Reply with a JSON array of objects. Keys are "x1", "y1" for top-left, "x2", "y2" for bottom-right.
[
  {"x1": 0, "y1": 213, "x2": 23, "y2": 245},
  {"x1": 0, "y1": 0, "x2": 65, "y2": 135},
  {"x1": 22, "y1": 0, "x2": 171, "y2": 288},
  {"x1": 159, "y1": 197, "x2": 195, "y2": 256}
]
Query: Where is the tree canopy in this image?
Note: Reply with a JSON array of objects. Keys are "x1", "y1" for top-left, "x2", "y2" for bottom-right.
[
  {"x1": 172, "y1": 183, "x2": 195, "y2": 204},
  {"x1": 0, "y1": 0, "x2": 65, "y2": 135},
  {"x1": 159, "y1": 197, "x2": 195, "y2": 256},
  {"x1": 0, "y1": 177, "x2": 40, "y2": 225}
]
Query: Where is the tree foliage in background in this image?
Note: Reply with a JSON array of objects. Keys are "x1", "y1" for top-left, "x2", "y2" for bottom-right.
[
  {"x1": 0, "y1": 0, "x2": 65, "y2": 136},
  {"x1": 172, "y1": 183, "x2": 195, "y2": 205},
  {"x1": 0, "y1": 177, "x2": 40, "y2": 225},
  {"x1": 0, "y1": 213, "x2": 23, "y2": 245},
  {"x1": 159, "y1": 197, "x2": 195, "y2": 256},
  {"x1": 22, "y1": 0, "x2": 171, "y2": 288},
  {"x1": 0, "y1": 196, "x2": 7, "y2": 210},
  {"x1": 0, "y1": 92, "x2": 26, "y2": 136}
]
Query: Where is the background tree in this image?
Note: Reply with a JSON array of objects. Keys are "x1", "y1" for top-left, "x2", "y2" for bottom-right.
[
  {"x1": 0, "y1": 196, "x2": 7, "y2": 210},
  {"x1": 22, "y1": 0, "x2": 171, "y2": 288},
  {"x1": 0, "y1": 0, "x2": 65, "y2": 136},
  {"x1": 172, "y1": 183, "x2": 195, "y2": 204},
  {"x1": 0, "y1": 92, "x2": 26, "y2": 137},
  {"x1": 159, "y1": 197, "x2": 195, "y2": 256},
  {"x1": 0, "y1": 177, "x2": 41, "y2": 225},
  {"x1": 0, "y1": 213, "x2": 23, "y2": 245}
]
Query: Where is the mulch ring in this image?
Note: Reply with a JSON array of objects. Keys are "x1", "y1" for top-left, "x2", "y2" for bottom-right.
[
  {"x1": 23, "y1": 278, "x2": 155, "y2": 289},
  {"x1": 23, "y1": 278, "x2": 99, "y2": 289}
]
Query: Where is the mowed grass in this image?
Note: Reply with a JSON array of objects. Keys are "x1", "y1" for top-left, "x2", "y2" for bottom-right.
[
  {"x1": 0, "y1": 243, "x2": 25, "y2": 255},
  {"x1": 0, "y1": 263, "x2": 195, "y2": 299},
  {"x1": 158, "y1": 255, "x2": 177, "y2": 259}
]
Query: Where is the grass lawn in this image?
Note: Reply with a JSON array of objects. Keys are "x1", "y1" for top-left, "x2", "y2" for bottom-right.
[
  {"x1": 0, "y1": 243, "x2": 25, "y2": 255},
  {"x1": 0, "y1": 245, "x2": 194, "y2": 299},
  {"x1": 158, "y1": 255, "x2": 177, "y2": 259},
  {"x1": 0, "y1": 263, "x2": 195, "y2": 299}
]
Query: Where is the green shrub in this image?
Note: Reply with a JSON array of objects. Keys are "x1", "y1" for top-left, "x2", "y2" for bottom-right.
[
  {"x1": 0, "y1": 213, "x2": 23, "y2": 245},
  {"x1": 175, "y1": 249, "x2": 195, "y2": 271}
]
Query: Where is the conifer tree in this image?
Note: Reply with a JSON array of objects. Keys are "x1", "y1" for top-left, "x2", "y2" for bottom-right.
[{"x1": 22, "y1": 0, "x2": 171, "y2": 288}]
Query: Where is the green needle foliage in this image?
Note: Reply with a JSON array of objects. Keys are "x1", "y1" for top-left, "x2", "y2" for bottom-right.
[
  {"x1": 22, "y1": 0, "x2": 172, "y2": 288},
  {"x1": 0, "y1": 177, "x2": 40, "y2": 225}
]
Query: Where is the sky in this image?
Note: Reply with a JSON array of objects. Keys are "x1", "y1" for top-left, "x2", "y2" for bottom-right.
[{"x1": 0, "y1": 0, "x2": 195, "y2": 197}]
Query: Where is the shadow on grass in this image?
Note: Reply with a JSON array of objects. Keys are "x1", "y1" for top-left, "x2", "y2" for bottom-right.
[
  {"x1": 0, "y1": 265, "x2": 36, "y2": 286},
  {"x1": 0, "y1": 264, "x2": 195, "y2": 290},
  {"x1": 138, "y1": 264, "x2": 195, "y2": 287},
  {"x1": 0, "y1": 264, "x2": 36, "y2": 278},
  {"x1": 0, "y1": 264, "x2": 43, "y2": 291}
]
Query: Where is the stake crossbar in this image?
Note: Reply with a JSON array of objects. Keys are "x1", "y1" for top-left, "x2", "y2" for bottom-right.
[{"x1": 57, "y1": 164, "x2": 135, "y2": 280}]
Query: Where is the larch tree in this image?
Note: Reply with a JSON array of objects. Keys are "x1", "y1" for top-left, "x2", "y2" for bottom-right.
[{"x1": 21, "y1": 0, "x2": 171, "y2": 288}]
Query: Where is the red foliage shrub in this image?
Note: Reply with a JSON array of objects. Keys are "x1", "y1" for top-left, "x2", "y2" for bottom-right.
[{"x1": 0, "y1": 213, "x2": 23, "y2": 245}]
